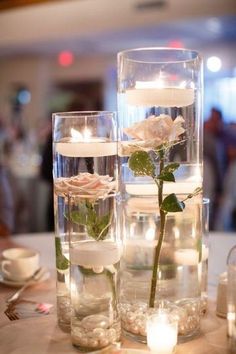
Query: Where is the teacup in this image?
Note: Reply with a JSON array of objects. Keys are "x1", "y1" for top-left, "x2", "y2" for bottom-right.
[{"x1": 1, "y1": 248, "x2": 39, "y2": 282}]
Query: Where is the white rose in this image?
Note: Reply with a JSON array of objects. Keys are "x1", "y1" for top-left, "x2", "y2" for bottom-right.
[
  {"x1": 54, "y1": 173, "x2": 116, "y2": 199},
  {"x1": 119, "y1": 114, "x2": 185, "y2": 156}
]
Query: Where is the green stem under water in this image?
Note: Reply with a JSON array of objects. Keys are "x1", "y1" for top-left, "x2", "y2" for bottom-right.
[{"x1": 149, "y1": 154, "x2": 167, "y2": 308}]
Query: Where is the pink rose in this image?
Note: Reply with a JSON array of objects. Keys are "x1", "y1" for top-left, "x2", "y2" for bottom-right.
[
  {"x1": 119, "y1": 114, "x2": 185, "y2": 156},
  {"x1": 54, "y1": 173, "x2": 116, "y2": 199}
]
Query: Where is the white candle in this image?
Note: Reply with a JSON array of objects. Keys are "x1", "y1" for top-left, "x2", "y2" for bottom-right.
[
  {"x1": 147, "y1": 311, "x2": 178, "y2": 354},
  {"x1": 70, "y1": 241, "x2": 120, "y2": 267},
  {"x1": 202, "y1": 244, "x2": 209, "y2": 262},
  {"x1": 125, "y1": 181, "x2": 201, "y2": 196},
  {"x1": 174, "y1": 248, "x2": 199, "y2": 266},
  {"x1": 55, "y1": 140, "x2": 117, "y2": 157},
  {"x1": 126, "y1": 87, "x2": 194, "y2": 107}
]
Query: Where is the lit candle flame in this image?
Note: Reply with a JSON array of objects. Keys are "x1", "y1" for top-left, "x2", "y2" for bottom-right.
[{"x1": 70, "y1": 128, "x2": 92, "y2": 141}]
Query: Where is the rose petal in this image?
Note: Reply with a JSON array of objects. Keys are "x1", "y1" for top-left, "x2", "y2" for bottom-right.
[{"x1": 122, "y1": 114, "x2": 185, "y2": 153}]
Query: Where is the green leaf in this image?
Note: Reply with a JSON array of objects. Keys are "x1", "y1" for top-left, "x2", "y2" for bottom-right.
[
  {"x1": 87, "y1": 204, "x2": 97, "y2": 225},
  {"x1": 97, "y1": 214, "x2": 111, "y2": 240},
  {"x1": 157, "y1": 163, "x2": 180, "y2": 182},
  {"x1": 163, "y1": 162, "x2": 180, "y2": 174},
  {"x1": 70, "y1": 209, "x2": 87, "y2": 225},
  {"x1": 66, "y1": 199, "x2": 111, "y2": 241},
  {"x1": 154, "y1": 144, "x2": 167, "y2": 153},
  {"x1": 158, "y1": 172, "x2": 175, "y2": 182},
  {"x1": 128, "y1": 151, "x2": 155, "y2": 177},
  {"x1": 161, "y1": 193, "x2": 185, "y2": 212},
  {"x1": 55, "y1": 237, "x2": 69, "y2": 270},
  {"x1": 86, "y1": 213, "x2": 110, "y2": 240}
]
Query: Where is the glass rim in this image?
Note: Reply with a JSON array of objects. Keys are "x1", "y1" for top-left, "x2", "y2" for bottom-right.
[
  {"x1": 147, "y1": 309, "x2": 178, "y2": 325},
  {"x1": 52, "y1": 111, "x2": 116, "y2": 119},
  {"x1": 118, "y1": 47, "x2": 201, "y2": 64},
  {"x1": 203, "y1": 197, "x2": 210, "y2": 204}
]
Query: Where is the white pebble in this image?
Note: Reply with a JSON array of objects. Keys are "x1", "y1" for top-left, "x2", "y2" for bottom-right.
[
  {"x1": 126, "y1": 311, "x2": 136, "y2": 323},
  {"x1": 99, "y1": 338, "x2": 110, "y2": 347},
  {"x1": 107, "y1": 328, "x2": 117, "y2": 342},
  {"x1": 93, "y1": 328, "x2": 106, "y2": 339},
  {"x1": 75, "y1": 336, "x2": 88, "y2": 347},
  {"x1": 92, "y1": 266, "x2": 104, "y2": 273},
  {"x1": 83, "y1": 265, "x2": 91, "y2": 269},
  {"x1": 132, "y1": 302, "x2": 147, "y2": 312},
  {"x1": 71, "y1": 329, "x2": 84, "y2": 339},
  {"x1": 130, "y1": 325, "x2": 139, "y2": 334},
  {"x1": 139, "y1": 327, "x2": 147, "y2": 336},
  {"x1": 88, "y1": 338, "x2": 99, "y2": 348},
  {"x1": 123, "y1": 323, "x2": 131, "y2": 332}
]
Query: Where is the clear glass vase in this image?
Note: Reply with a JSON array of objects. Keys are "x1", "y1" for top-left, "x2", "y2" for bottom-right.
[
  {"x1": 68, "y1": 194, "x2": 121, "y2": 352},
  {"x1": 117, "y1": 48, "x2": 204, "y2": 342},
  {"x1": 52, "y1": 111, "x2": 121, "y2": 351},
  {"x1": 201, "y1": 198, "x2": 210, "y2": 315},
  {"x1": 117, "y1": 47, "x2": 203, "y2": 195},
  {"x1": 121, "y1": 197, "x2": 204, "y2": 342}
]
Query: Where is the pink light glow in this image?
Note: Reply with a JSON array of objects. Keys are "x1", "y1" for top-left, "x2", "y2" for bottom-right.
[{"x1": 58, "y1": 51, "x2": 74, "y2": 67}]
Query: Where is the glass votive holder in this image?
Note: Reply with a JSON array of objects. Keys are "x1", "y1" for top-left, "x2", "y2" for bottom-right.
[
  {"x1": 216, "y1": 272, "x2": 227, "y2": 318},
  {"x1": 227, "y1": 246, "x2": 236, "y2": 340},
  {"x1": 201, "y1": 198, "x2": 210, "y2": 315},
  {"x1": 147, "y1": 310, "x2": 178, "y2": 354}
]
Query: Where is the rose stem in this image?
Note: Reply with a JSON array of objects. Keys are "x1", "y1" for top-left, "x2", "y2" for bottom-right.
[{"x1": 149, "y1": 152, "x2": 167, "y2": 308}]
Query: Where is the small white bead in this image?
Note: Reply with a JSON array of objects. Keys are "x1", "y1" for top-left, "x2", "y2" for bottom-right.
[
  {"x1": 83, "y1": 265, "x2": 91, "y2": 269},
  {"x1": 126, "y1": 311, "x2": 135, "y2": 323},
  {"x1": 130, "y1": 325, "x2": 139, "y2": 334},
  {"x1": 92, "y1": 266, "x2": 104, "y2": 273},
  {"x1": 139, "y1": 326, "x2": 147, "y2": 336},
  {"x1": 77, "y1": 336, "x2": 88, "y2": 347},
  {"x1": 99, "y1": 338, "x2": 110, "y2": 347},
  {"x1": 93, "y1": 328, "x2": 106, "y2": 339},
  {"x1": 107, "y1": 328, "x2": 117, "y2": 342},
  {"x1": 88, "y1": 338, "x2": 99, "y2": 348}
]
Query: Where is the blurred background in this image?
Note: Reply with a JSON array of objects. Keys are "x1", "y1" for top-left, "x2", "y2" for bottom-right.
[{"x1": 0, "y1": 0, "x2": 236, "y2": 235}]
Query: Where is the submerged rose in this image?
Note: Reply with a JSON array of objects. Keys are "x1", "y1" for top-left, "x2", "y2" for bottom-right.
[
  {"x1": 119, "y1": 114, "x2": 185, "y2": 156},
  {"x1": 54, "y1": 173, "x2": 116, "y2": 199}
]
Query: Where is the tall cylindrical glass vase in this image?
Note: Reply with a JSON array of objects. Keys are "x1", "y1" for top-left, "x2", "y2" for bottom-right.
[
  {"x1": 52, "y1": 111, "x2": 121, "y2": 350},
  {"x1": 117, "y1": 48, "x2": 204, "y2": 342}
]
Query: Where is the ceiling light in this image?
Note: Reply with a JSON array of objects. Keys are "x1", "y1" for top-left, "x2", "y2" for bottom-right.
[
  {"x1": 168, "y1": 40, "x2": 184, "y2": 49},
  {"x1": 18, "y1": 89, "x2": 31, "y2": 105},
  {"x1": 207, "y1": 56, "x2": 222, "y2": 72}
]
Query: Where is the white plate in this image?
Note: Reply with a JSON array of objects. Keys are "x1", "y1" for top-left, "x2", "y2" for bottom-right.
[{"x1": 0, "y1": 269, "x2": 50, "y2": 288}]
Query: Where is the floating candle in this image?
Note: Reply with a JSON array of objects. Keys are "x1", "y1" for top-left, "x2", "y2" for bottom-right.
[
  {"x1": 125, "y1": 181, "x2": 201, "y2": 196},
  {"x1": 202, "y1": 244, "x2": 209, "y2": 262},
  {"x1": 126, "y1": 87, "x2": 194, "y2": 107},
  {"x1": 174, "y1": 248, "x2": 199, "y2": 266},
  {"x1": 70, "y1": 241, "x2": 121, "y2": 267},
  {"x1": 55, "y1": 140, "x2": 117, "y2": 157}
]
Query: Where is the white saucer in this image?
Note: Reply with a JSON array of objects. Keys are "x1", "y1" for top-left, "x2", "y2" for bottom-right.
[{"x1": 0, "y1": 269, "x2": 50, "y2": 288}]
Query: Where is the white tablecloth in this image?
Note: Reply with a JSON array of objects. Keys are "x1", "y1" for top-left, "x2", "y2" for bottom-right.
[
  {"x1": 8, "y1": 231, "x2": 236, "y2": 297},
  {"x1": 0, "y1": 231, "x2": 235, "y2": 354}
]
